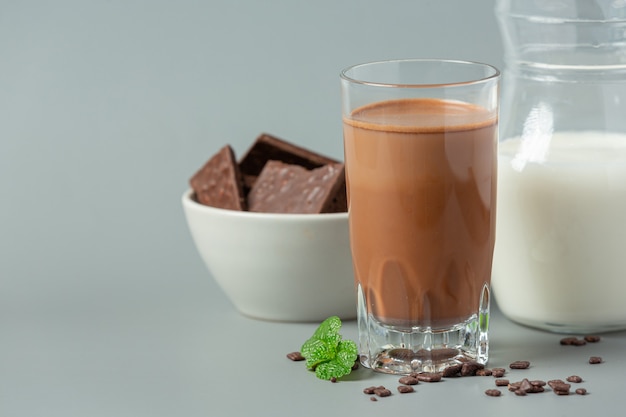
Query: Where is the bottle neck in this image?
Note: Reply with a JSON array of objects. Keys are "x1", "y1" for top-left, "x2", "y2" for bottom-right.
[{"x1": 497, "y1": 0, "x2": 626, "y2": 70}]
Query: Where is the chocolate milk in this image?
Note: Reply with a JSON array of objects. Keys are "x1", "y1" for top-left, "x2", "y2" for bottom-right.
[{"x1": 343, "y1": 98, "x2": 497, "y2": 329}]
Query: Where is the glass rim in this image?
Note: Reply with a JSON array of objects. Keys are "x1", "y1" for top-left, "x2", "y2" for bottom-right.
[{"x1": 340, "y1": 58, "x2": 500, "y2": 89}]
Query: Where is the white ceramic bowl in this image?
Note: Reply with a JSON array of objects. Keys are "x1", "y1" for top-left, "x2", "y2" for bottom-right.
[{"x1": 182, "y1": 190, "x2": 356, "y2": 322}]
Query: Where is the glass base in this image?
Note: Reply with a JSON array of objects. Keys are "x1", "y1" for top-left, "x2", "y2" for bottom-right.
[{"x1": 357, "y1": 285, "x2": 490, "y2": 375}]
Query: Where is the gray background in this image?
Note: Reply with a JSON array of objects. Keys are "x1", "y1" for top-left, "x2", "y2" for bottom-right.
[
  {"x1": 1, "y1": 0, "x2": 502, "y2": 311},
  {"x1": 5, "y1": 1, "x2": 590, "y2": 415}
]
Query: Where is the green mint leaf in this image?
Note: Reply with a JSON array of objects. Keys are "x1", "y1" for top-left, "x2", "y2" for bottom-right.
[
  {"x1": 301, "y1": 337, "x2": 336, "y2": 369},
  {"x1": 312, "y1": 316, "x2": 342, "y2": 340},
  {"x1": 315, "y1": 359, "x2": 351, "y2": 380},
  {"x1": 335, "y1": 340, "x2": 358, "y2": 368},
  {"x1": 300, "y1": 316, "x2": 358, "y2": 380}
]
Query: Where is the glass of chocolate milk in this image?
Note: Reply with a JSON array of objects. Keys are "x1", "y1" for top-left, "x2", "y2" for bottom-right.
[{"x1": 341, "y1": 59, "x2": 500, "y2": 374}]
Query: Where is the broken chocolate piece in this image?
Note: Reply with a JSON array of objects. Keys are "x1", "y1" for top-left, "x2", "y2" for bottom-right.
[
  {"x1": 248, "y1": 161, "x2": 345, "y2": 214},
  {"x1": 238, "y1": 133, "x2": 341, "y2": 196},
  {"x1": 239, "y1": 133, "x2": 340, "y2": 177},
  {"x1": 189, "y1": 145, "x2": 246, "y2": 210}
]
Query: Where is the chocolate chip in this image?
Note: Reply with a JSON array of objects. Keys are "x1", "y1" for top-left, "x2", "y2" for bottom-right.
[
  {"x1": 398, "y1": 376, "x2": 419, "y2": 386},
  {"x1": 476, "y1": 368, "x2": 493, "y2": 376},
  {"x1": 519, "y1": 378, "x2": 534, "y2": 392},
  {"x1": 560, "y1": 336, "x2": 579, "y2": 345},
  {"x1": 286, "y1": 351, "x2": 305, "y2": 361},
  {"x1": 370, "y1": 397, "x2": 378, "y2": 402},
  {"x1": 514, "y1": 389, "x2": 527, "y2": 396},
  {"x1": 509, "y1": 360, "x2": 530, "y2": 369},
  {"x1": 566, "y1": 375, "x2": 583, "y2": 383},
  {"x1": 491, "y1": 368, "x2": 506, "y2": 378},
  {"x1": 363, "y1": 386, "x2": 381, "y2": 395},
  {"x1": 461, "y1": 361, "x2": 484, "y2": 376},
  {"x1": 517, "y1": 378, "x2": 544, "y2": 394},
  {"x1": 508, "y1": 381, "x2": 520, "y2": 391},
  {"x1": 397, "y1": 385, "x2": 415, "y2": 394},
  {"x1": 576, "y1": 388, "x2": 588, "y2": 395},
  {"x1": 559, "y1": 336, "x2": 588, "y2": 346},
  {"x1": 551, "y1": 382, "x2": 571, "y2": 395},
  {"x1": 548, "y1": 379, "x2": 566, "y2": 389},
  {"x1": 374, "y1": 387, "x2": 392, "y2": 397},
  {"x1": 495, "y1": 379, "x2": 509, "y2": 386},
  {"x1": 485, "y1": 389, "x2": 502, "y2": 397},
  {"x1": 442, "y1": 364, "x2": 462, "y2": 377},
  {"x1": 584, "y1": 335, "x2": 601, "y2": 343},
  {"x1": 589, "y1": 356, "x2": 603, "y2": 364},
  {"x1": 415, "y1": 372, "x2": 442, "y2": 382}
]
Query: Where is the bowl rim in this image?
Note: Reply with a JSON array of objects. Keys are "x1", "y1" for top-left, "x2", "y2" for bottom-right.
[{"x1": 182, "y1": 189, "x2": 349, "y2": 221}]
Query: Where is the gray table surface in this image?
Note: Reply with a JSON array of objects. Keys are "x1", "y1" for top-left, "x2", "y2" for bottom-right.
[{"x1": 3, "y1": 266, "x2": 624, "y2": 417}]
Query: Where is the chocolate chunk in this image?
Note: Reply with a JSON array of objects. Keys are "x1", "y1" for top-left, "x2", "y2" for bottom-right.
[
  {"x1": 517, "y1": 378, "x2": 544, "y2": 393},
  {"x1": 415, "y1": 373, "x2": 442, "y2": 383},
  {"x1": 442, "y1": 364, "x2": 462, "y2": 377},
  {"x1": 491, "y1": 368, "x2": 506, "y2": 377},
  {"x1": 286, "y1": 351, "x2": 305, "y2": 361},
  {"x1": 584, "y1": 335, "x2": 601, "y2": 343},
  {"x1": 508, "y1": 381, "x2": 520, "y2": 391},
  {"x1": 589, "y1": 356, "x2": 603, "y2": 364},
  {"x1": 519, "y1": 378, "x2": 534, "y2": 393},
  {"x1": 552, "y1": 383, "x2": 571, "y2": 395},
  {"x1": 547, "y1": 379, "x2": 566, "y2": 389},
  {"x1": 190, "y1": 145, "x2": 246, "y2": 210},
  {"x1": 461, "y1": 361, "x2": 484, "y2": 376},
  {"x1": 509, "y1": 360, "x2": 530, "y2": 369},
  {"x1": 485, "y1": 389, "x2": 502, "y2": 397},
  {"x1": 374, "y1": 387, "x2": 392, "y2": 397},
  {"x1": 239, "y1": 134, "x2": 347, "y2": 212},
  {"x1": 247, "y1": 161, "x2": 346, "y2": 214},
  {"x1": 363, "y1": 386, "x2": 379, "y2": 395},
  {"x1": 398, "y1": 376, "x2": 419, "y2": 385},
  {"x1": 559, "y1": 337, "x2": 579, "y2": 346},
  {"x1": 397, "y1": 385, "x2": 415, "y2": 394},
  {"x1": 239, "y1": 133, "x2": 340, "y2": 181}
]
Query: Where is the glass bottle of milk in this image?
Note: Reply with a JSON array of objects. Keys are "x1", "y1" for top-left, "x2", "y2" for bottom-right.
[{"x1": 494, "y1": 0, "x2": 626, "y2": 333}]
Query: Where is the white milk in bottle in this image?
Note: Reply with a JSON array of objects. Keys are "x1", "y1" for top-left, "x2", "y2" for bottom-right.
[{"x1": 494, "y1": 132, "x2": 626, "y2": 331}]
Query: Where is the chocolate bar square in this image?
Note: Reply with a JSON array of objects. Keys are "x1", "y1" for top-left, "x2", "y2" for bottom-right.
[
  {"x1": 189, "y1": 145, "x2": 247, "y2": 210},
  {"x1": 248, "y1": 161, "x2": 346, "y2": 214},
  {"x1": 238, "y1": 133, "x2": 340, "y2": 191}
]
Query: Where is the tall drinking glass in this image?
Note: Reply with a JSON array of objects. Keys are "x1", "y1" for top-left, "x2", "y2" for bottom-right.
[{"x1": 341, "y1": 59, "x2": 500, "y2": 374}]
